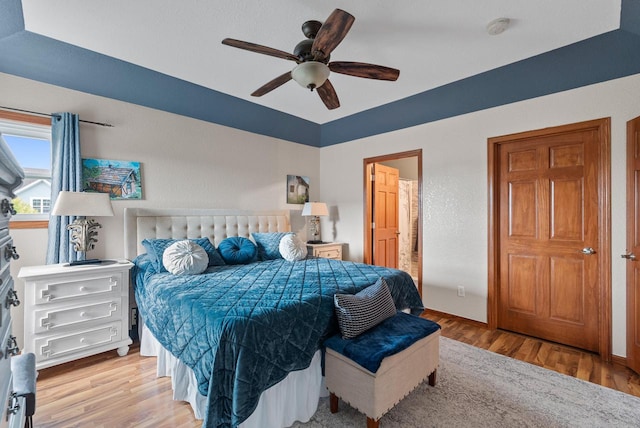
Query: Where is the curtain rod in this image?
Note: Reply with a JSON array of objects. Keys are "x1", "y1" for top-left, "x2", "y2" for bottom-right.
[{"x1": 0, "y1": 106, "x2": 113, "y2": 127}]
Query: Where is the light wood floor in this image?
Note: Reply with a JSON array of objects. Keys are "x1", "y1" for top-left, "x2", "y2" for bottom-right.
[{"x1": 34, "y1": 313, "x2": 640, "y2": 427}]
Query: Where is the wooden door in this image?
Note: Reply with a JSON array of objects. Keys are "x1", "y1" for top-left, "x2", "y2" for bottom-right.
[
  {"x1": 627, "y1": 116, "x2": 640, "y2": 374},
  {"x1": 497, "y1": 126, "x2": 602, "y2": 352},
  {"x1": 372, "y1": 163, "x2": 399, "y2": 268}
]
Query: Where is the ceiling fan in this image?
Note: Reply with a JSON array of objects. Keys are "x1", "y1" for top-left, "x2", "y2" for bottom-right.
[{"x1": 222, "y1": 9, "x2": 400, "y2": 110}]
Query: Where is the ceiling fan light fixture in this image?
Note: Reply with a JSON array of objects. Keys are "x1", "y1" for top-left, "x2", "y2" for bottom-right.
[{"x1": 291, "y1": 61, "x2": 330, "y2": 91}]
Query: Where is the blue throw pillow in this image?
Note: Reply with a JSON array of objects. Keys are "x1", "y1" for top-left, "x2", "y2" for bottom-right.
[
  {"x1": 252, "y1": 232, "x2": 292, "y2": 260},
  {"x1": 142, "y1": 237, "x2": 225, "y2": 272},
  {"x1": 218, "y1": 236, "x2": 258, "y2": 265}
]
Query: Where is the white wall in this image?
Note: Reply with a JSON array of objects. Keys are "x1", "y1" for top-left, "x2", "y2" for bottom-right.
[
  {"x1": 4, "y1": 70, "x2": 638, "y2": 359},
  {"x1": 320, "y1": 73, "x2": 640, "y2": 358},
  {"x1": 2, "y1": 72, "x2": 320, "y2": 348}
]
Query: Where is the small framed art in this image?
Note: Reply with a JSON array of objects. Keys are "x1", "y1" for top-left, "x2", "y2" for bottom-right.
[{"x1": 286, "y1": 175, "x2": 309, "y2": 204}]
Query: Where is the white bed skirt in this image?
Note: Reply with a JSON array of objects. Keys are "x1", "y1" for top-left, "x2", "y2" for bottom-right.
[{"x1": 140, "y1": 324, "x2": 326, "y2": 427}]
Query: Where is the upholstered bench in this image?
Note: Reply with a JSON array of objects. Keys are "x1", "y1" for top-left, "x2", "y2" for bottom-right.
[{"x1": 324, "y1": 312, "x2": 441, "y2": 428}]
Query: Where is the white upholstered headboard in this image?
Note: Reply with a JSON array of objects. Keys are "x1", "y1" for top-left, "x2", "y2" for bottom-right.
[{"x1": 124, "y1": 208, "x2": 291, "y2": 260}]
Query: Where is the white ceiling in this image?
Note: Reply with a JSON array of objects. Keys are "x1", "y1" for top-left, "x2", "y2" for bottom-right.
[{"x1": 20, "y1": 0, "x2": 621, "y2": 124}]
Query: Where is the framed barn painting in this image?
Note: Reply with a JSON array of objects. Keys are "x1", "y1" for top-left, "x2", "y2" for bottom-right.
[
  {"x1": 82, "y1": 158, "x2": 142, "y2": 200},
  {"x1": 286, "y1": 175, "x2": 309, "y2": 204}
]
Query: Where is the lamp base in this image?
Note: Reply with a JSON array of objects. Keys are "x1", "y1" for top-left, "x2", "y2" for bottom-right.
[
  {"x1": 307, "y1": 240, "x2": 325, "y2": 244},
  {"x1": 69, "y1": 258, "x2": 103, "y2": 266}
]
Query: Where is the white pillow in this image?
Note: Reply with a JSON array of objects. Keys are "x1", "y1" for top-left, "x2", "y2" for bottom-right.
[
  {"x1": 162, "y1": 240, "x2": 209, "y2": 275},
  {"x1": 278, "y1": 234, "x2": 307, "y2": 262}
]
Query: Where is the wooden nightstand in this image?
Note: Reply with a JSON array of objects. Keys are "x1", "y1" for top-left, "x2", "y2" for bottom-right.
[
  {"x1": 307, "y1": 242, "x2": 343, "y2": 260},
  {"x1": 18, "y1": 260, "x2": 134, "y2": 370}
]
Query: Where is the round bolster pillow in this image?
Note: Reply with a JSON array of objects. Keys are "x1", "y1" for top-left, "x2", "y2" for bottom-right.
[
  {"x1": 162, "y1": 240, "x2": 209, "y2": 275},
  {"x1": 218, "y1": 236, "x2": 257, "y2": 265}
]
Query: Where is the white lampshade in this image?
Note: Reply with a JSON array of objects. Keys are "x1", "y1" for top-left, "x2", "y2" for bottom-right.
[
  {"x1": 291, "y1": 62, "x2": 330, "y2": 90},
  {"x1": 301, "y1": 202, "x2": 329, "y2": 217},
  {"x1": 51, "y1": 191, "x2": 114, "y2": 217}
]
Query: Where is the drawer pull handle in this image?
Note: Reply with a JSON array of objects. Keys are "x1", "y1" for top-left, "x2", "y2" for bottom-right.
[
  {"x1": 5, "y1": 335, "x2": 19, "y2": 359},
  {"x1": 6, "y1": 392, "x2": 19, "y2": 420},
  {"x1": 79, "y1": 286, "x2": 87, "y2": 292},
  {"x1": 80, "y1": 311, "x2": 87, "y2": 317},
  {"x1": 4, "y1": 245, "x2": 19, "y2": 261},
  {"x1": 5, "y1": 289, "x2": 19, "y2": 308},
  {"x1": 80, "y1": 338, "x2": 86, "y2": 343},
  {"x1": 1, "y1": 199, "x2": 16, "y2": 217}
]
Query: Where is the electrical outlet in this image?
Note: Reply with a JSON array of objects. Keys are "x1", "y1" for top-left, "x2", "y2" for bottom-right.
[
  {"x1": 457, "y1": 286, "x2": 465, "y2": 297},
  {"x1": 131, "y1": 307, "x2": 138, "y2": 325}
]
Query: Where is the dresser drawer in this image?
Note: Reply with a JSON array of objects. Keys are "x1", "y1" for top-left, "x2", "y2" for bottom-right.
[
  {"x1": 33, "y1": 298, "x2": 123, "y2": 334},
  {"x1": 6, "y1": 395, "x2": 25, "y2": 428},
  {"x1": 0, "y1": 320, "x2": 14, "y2": 426},
  {"x1": 33, "y1": 272, "x2": 124, "y2": 305},
  {"x1": 0, "y1": 235, "x2": 15, "y2": 280},
  {"x1": 0, "y1": 274, "x2": 16, "y2": 331},
  {"x1": 0, "y1": 197, "x2": 15, "y2": 231},
  {"x1": 36, "y1": 322, "x2": 124, "y2": 363}
]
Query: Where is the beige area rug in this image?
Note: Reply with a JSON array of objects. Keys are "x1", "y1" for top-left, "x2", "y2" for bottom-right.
[{"x1": 293, "y1": 337, "x2": 640, "y2": 427}]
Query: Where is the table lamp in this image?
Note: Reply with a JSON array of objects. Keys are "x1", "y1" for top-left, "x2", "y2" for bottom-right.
[
  {"x1": 301, "y1": 202, "x2": 328, "y2": 244},
  {"x1": 50, "y1": 191, "x2": 114, "y2": 265}
]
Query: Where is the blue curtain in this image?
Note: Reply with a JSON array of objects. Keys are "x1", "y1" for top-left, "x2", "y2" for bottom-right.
[{"x1": 46, "y1": 113, "x2": 82, "y2": 264}]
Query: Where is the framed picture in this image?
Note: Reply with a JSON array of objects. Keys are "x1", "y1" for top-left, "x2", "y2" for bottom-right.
[
  {"x1": 82, "y1": 158, "x2": 142, "y2": 200},
  {"x1": 287, "y1": 175, "x2": 309, "y2": 204}
]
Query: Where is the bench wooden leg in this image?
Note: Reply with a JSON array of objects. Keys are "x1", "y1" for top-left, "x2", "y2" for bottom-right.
[
  {"x1": 330, "y1": 392, "x2": 339, "y2": 413},
  {"x1": 367, "y1": 417, "x2": 380, "y2": 428},
  {"x1": 428, "y1": 369, "x2": 437, "y2": 386}
]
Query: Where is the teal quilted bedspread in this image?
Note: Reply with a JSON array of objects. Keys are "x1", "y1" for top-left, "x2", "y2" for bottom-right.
[{"x1": 133, "y1": 256, "x2": 423, "y2": 427}]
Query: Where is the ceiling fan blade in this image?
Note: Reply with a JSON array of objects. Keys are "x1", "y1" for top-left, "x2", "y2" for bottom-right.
[
  {"x1": 251, "y1": 72, "x2": 292, "y2": 97},
  {"x1": 311, "y1": 9, "x2": 355, "y2": 61},
  {"x1": 316, "y1": 79, "x2": 340, "y2": 110},
  {"x1": 222, "y1": 38, "x2": 300, "y2": 62},
  {"x1": 329, "y1": 62, "x2": 400, "y2": 81}
]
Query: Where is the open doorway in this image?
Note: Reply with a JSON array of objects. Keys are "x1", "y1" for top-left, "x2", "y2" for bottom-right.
[{"x1": 364, "y1": 149, "x2": 422, "y2": 296}]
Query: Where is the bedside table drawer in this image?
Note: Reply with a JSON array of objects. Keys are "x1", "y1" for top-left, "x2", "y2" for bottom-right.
[
  {"x1": 307, "y1": 243, "x2": 344, "y2": 260},
  {"x1": 33, "y1": 299, "x2": 123, "y2": 334},
  {"x1": 34, "y1": 272, "x2": 123, "y2": 305},
  {"x1": 316, "y1": 248, "x2": 342, "y2": 259},
  {"x1": 36, "y1": 322, "x2": 123, "y2": 362}
]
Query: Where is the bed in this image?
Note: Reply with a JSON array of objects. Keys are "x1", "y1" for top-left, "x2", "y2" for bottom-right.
[{"x1": 124, "y1": 208, "x2": 424, "y2": 428}]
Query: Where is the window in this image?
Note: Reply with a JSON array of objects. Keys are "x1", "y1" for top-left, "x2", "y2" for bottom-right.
[
  {"x1": 0, "y1": 111, "x2": 52, "y2": 226},
  {"x1": 31, "y1": 197, "x2": 51, "y2": 214}
]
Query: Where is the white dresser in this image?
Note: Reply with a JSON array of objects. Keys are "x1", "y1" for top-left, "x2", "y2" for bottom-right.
[
  {"x1": 18, "y1": 261, "x2": 133, "y2": 370},
  {"x1": 0, "y1": 135, "x2": 27, "y2": 428}
]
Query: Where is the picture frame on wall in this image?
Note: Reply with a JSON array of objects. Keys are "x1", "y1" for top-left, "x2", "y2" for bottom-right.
[
  {"x1": 287, "y1": 175, "x2": 309, "y2": 204},
  {"x1": 82, "y1": 158, "x2": 143, "y2": 200}
]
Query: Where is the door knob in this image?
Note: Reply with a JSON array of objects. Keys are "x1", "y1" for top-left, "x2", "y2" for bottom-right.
[
  {"x1": 581, "y1": 247, "x2": 596, "y2": 255},
  {"x1": 622, "y1": 253, "x2": 637, "y2": 261}
]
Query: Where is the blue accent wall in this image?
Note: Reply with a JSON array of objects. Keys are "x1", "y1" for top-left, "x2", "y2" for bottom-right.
[
  {"x1": 622, "y1": 0, "x2": 640, "y2": 36},
  {"x1": 321, "y1": 29, "x2": 640, "y2": 146},
  {"x1": 2, "y1": 0, "x2": 640, "y2": 148},
  {"x1": 0, "y1": 0, "x2": 23, "y2": 40}
]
